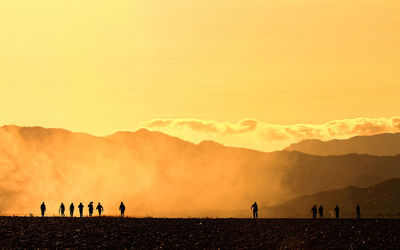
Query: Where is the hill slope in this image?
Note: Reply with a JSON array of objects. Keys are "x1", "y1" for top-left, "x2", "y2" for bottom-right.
[
  {"x1": 1, "y1": 125, "x2": 400, "y2": 216},
  {"x1": 285, "y1": 133, "x2": 400, "y2": 156},
  {"x1": 263, "y1": 178, "x2": 400, "y2": 218}
]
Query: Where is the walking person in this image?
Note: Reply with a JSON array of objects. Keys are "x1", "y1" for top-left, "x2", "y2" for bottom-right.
[
  {"x1": 335, "y1": 205, "x2": 339, "y2": 219},
  {"x1": 40, "y1": 202, "x2": 46, "y2": 217},
  {"x1": 318, "y1": 205, "x2": 324, "y2": 218},
  {"x1": 78, "y1": 202, "x2": 84, "y2": 217},
  {"x1": 251, "y1": 202, "x2": 258, "y2": 219},
  {"x1": 96, "y1": 202, "x2": 104, "y2": 216},
  {"x1": 59, "y1": 203, "x2": 65, "y2": 217},
  {"x1": 311, "y1": 205, "x2": 317, "y2": 219},
  {"x1": 88, "y1": 202, "x2": 94, "y2": 217},
  {"x1": 119, "y1": 202, "x2": 126, "y2": 217},
  {"x1": 70, "y1": 203, "x2": 74, "y2": 217},
  {"x1": 356, "y1": 204, "x2": 361, "y2": 219}
]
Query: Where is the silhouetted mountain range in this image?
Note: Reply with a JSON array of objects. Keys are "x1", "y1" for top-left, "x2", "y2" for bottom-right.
[
  {"x1": 285, "y1": 133, "x2": 400, "y2": 156},
  {"x1": 1, "y1": 125, "x2": 400, "y2": 217},
  {"x1": 262, "y1": 178, "x2": 400, "y2": 218}
]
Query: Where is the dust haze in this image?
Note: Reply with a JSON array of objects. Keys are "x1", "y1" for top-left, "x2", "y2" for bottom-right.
[
  {"x1": 0, "y1": 125, "x2": 288, "y2": 217},
  {"x1": 1, "y1": 125, "x2": 400, "y2": 217}
]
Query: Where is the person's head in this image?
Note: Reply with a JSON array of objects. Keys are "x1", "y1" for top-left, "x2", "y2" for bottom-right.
[{"x1": 61, "y1": 202, "x2": 64, "y2": 205}]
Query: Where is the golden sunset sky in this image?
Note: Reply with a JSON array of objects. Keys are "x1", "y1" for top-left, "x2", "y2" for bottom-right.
[{"x1": 1, "y1": 0, "x2": 399, "y2": 151}]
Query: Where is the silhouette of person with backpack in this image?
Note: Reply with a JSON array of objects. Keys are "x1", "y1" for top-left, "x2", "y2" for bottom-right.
[
  {"x1": 88, "y1": 202, "x2": 94, "y2": 217},
  {"x1": 311, "y1": 205, "x2": 317, "y2": 219},
  {"x1": 119, "y1": 202, "x2": 126, "y2": 217},
  {"x1": 59, "y1": 203, "x2": 65, "y2": 217},
  {"x1": 78, "y1": 202, "x2": 84, "y2": 217},
  {"x1": 356, "y1": 204, "x2": 361, "y2": 219},
  {"x1": 251, "y1": 202, "x2": 258, "y2": 219},
  {"x1": 335, "y1": 205, "x2": 339, "y2": 219},
  {"x1": 318, "y1": 205, "x2": 324, "y2": 218},
  {"x1": 40, "y1": 202, "x2": 46, "y2": 217},
  {"x1": 96, "y1": 202, "x2": 104, "y2": 216},
  {"x1": 70, "y1": 203, "x2": 74, "y2": 217}
]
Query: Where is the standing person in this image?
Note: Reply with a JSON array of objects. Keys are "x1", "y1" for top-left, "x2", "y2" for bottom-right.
[
  {"x1": 59, "y1": 203, "x2": 65, "y2": 217},
  {"x1": 318, "y1": 205, "x2": 324, "y2": 218},
  {"x1": 96, "y1": 202, "x2": 104, "y2": 216},
  {"x1": 335, "y1": 205, "x2": 339, "y2": 219},
  {"x1": 251, "y1": 202, "x2": 258, "y2": 219},
  {"x1": 311, "y1": 205, "x2": 317, "y2": 219},
  {"x1": 119, "y1": 202, "x2": 126, "y2": 217},
  {"x1": 69, "y1": 203, "x2": 75, "y2": 217},
  {"x1": 78, "y1": 202, "x2": 84, "y2": 217},
  {"x1": 40, "y1": 202, "x2": 46, "y2": 217},
  {"x1": 88, "y1": 202, "x2": 94, "y2": 217},
  {"x1": 356, "y1": 204, "x2": 361, "y2": 219}
]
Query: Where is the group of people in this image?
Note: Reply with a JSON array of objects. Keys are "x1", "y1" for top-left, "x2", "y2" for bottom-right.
[
  {"x1": 311, "y1": 204, "x2": 361, "y2": 219},
  {"x1": 40, "y1": 202, "x2": 126, "y2": 217}
]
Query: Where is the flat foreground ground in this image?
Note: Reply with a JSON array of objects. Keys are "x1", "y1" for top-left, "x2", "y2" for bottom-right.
[{"x1": 0, "y1": 217, "x2": 399, "y2": 249}]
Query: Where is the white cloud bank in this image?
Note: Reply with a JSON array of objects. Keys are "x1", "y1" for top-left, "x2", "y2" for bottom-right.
[{"x1": 140, "y1": 117, "x2": 400, "y2": 152}]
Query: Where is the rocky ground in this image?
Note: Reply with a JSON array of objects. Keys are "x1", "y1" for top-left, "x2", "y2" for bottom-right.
[{"x1": 0, "y1": 217, "x2": 399, "y2": 248}]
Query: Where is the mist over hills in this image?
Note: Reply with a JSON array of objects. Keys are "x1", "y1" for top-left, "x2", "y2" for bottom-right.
[
  {"x1": 1, "y1": 125, "x2": 400, "y2": 217},
  {"x1": 263, "y1": 178, "x2": 400, "y2": 218},
  {"x1": 285, "y1": 133, "x2": 400, "y2": 156}
]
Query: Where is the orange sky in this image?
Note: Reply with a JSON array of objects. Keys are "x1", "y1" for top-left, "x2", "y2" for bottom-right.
[{"x1": 0, "y1": 0, "x2": 399, "y2": 151}]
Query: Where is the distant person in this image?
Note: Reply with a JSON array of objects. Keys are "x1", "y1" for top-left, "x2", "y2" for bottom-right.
[
  {"x1": 70, "y1": 203, "x2": 75, "y2": 217},
  {"x1": 96, "y1": 202, "x2": 104, "y2": 216},
  {"x1": 40, "y1": 202, "x2": 46, "y2": 217},
  {"x1": 311, "y1": 205, "x2": 317, "y2": 219},
  {"x1": 88, "y1": 202, "x2": 94, "y2": 217},
  {"x1": 356, "y1": 204, "x2": 361, "y2": 219},
  {"x1": 318, "y1": 205, "x2": 324, "y2": 218},
  {"x1": 251, "y1": 202, "x2": 258, "y2": 219},
  {"x1": 59, "y1": 203, "x2": 65, "y2": 217},
  {"x1": 119, "y1": 202, "x2": 126, "y2": 217},
  {"x1": 335, "y1": 205, "x2": 339, "y2": 219},
  {"x1": 78, "y1": 202, "x2": 84, "y2": 217}
]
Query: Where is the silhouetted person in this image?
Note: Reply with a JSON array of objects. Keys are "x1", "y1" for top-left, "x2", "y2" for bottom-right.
[
  {"x1": 335, "y1": 205, "x2": 339, "y2": 219},
  {"x1": 40, "y1": 202, "x2": 46, "y2": 217},
  {"x1": 119, "y1": 202, "x2": 125, "y2": 217},
  {"x1": 78, "y1": 202, "x2": 84, "y2": 217},
  {"x1": 70, "y1": 203, "x2": 74, "y2": 217},
  {"x1": 356, "y1": 204, "x2": 361, "y2": 219},
  {"x1": 88, "y1": 202, "x2": 94, "y2": 217},
  {"x1": 59, "y1": 203, "x2": 65, "y2": 217},
  {"x1": 311, "y1": 205, "x2": 317, "y2": 219},
  {"x1": 318, "y1": 205, "x2": 324, "y2": 218},
  {"x1": 251, "y1": 202, "x2": 258, "y2": 219},
  {"x1": 96, "y1": 202, "x2": 104, "y2": 216}
]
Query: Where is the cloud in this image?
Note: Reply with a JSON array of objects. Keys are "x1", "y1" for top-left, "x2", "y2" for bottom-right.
[{"x1": 141, "y1": 117, "x2": 400, "y2": 151}]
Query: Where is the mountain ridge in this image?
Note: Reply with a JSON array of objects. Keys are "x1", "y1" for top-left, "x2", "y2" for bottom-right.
[
  {"x1": 262, "y1": 178, "x2": 400, "y2": 218},
  {"x1": 285, "y1": 132, "x2": 400, "y2": 156}
]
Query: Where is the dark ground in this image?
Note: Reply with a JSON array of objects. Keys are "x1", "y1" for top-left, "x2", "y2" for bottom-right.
[{"x1": 0, "y1": 217, "x2": 399, "y2": 249}]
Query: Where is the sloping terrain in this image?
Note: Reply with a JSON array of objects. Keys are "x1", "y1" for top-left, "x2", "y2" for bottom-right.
[
  {"x1": 285, "y1": 133, "x2": 400, "y2": 156},
  {"x1": 263, "y1": 178, "x2": 400, "y2": 218}
]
